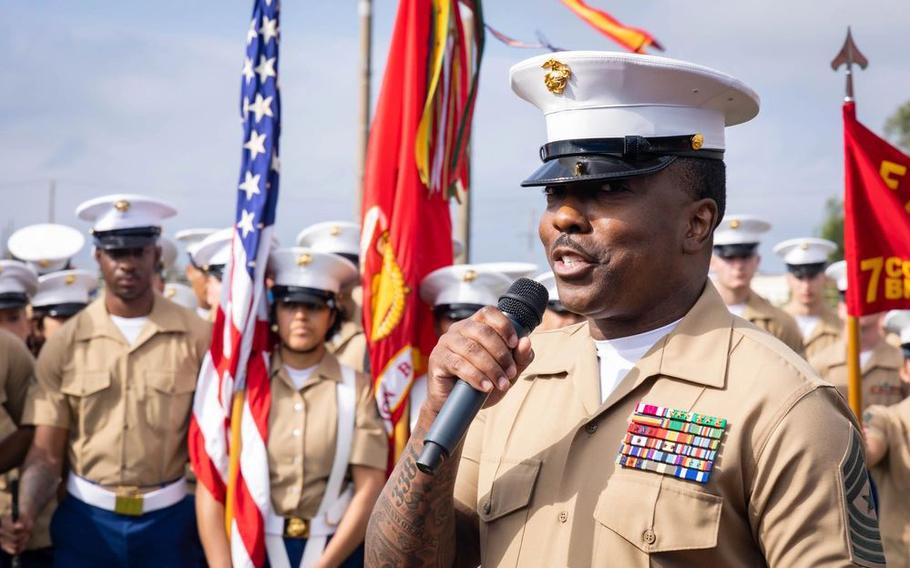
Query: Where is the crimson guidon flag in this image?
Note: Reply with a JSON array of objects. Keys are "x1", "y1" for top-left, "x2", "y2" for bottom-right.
[{"x1": 843, "y1": 101, "x2": 910, "y2": 316}]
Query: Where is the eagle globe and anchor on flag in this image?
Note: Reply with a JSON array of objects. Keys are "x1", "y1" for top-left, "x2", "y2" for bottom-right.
[{"x1": 361, "y1": 206, "x2": 417, "y2": 433}]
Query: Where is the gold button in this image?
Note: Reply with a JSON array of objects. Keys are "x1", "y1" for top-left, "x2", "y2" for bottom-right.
[
  {"x1": 482, "y1": 500, "x2": 491, "y2": 515},
  {"x1": 585, "y1": 422, "x2": 598, "y2": 434},
  {"x1": 642, "y1": 528, "x2": 656, "y2": 545},
  {"x1": 558, "y1": 511, "x2": 568, "y2": 523}
]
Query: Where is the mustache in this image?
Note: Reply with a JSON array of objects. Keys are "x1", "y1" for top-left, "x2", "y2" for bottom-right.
[{"x1": 550, "y1": 233, "x2": 595, "y2": 260}]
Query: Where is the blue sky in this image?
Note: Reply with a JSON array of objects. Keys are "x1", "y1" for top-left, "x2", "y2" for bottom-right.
[{"x1": 1, "y1": 1, "x2": 908, "y2": 273}]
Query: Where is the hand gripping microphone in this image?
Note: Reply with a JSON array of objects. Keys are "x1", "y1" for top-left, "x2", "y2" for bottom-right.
[{"x1": 416, "y1": 277, "x2": 549, "y2": 475}]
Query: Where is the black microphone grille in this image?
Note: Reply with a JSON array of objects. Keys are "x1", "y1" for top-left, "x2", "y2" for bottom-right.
[{"x1": 497, "y1": 277, "x2": 549, "y2": 332}]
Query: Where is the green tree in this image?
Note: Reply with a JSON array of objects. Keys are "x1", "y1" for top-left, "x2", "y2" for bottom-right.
[
  {"x1": 817, "y1": 197, "x2": 844, "y2": 262},
  {"x1": 885, "y1": 100, "x2": 910, "y2": 153}
]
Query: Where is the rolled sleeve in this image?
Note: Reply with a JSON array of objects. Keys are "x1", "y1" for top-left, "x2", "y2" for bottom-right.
[{"x1": 348, "y1": 372, "x2": 388, "y2": 471}]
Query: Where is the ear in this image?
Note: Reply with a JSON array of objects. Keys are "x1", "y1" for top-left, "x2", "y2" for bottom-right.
[
  {"x1": 93, "y1": 247, "x2": 102, "y2": 263},
  {"x1": 682, "y1": 198, "x2": 718, "y2": 255},
  {"x1": 154, "y1": 245, "x2": 162, "y2": 266}
]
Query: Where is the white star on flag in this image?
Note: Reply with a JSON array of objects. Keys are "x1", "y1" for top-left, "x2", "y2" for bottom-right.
[
  {"x1": 241, "y1": 57, "x2": 255, "y2": 83},
  {"x1": 238, "y1": 209, "x2": 256, "y2": 237},
  {"x1": 248, "y1": 93, "x2": 273, "y2": 123},
  {"x1": 238, "y1": 171, "x2": 261, "y2": 200},
  {"x1": 254, "y1": 56, "x2": 276, "y2": 84},
  {"x1": 271, "y1": 151, "x2": 280, "y2": 173},
  {"x1": 246, "y1": 18, "x2": 258, "y2": 45},
  {"x1": 260, "y1": 16, "x2": 278, "y2": 44},
  {"x1": 244, "y1": 130, "x2": 267, "y2": 160}
]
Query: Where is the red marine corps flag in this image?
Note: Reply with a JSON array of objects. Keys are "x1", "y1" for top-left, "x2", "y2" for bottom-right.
[
  {"x1": 361, "y1": 0, "x2": 483, "y2": 466},
  {"x1": 843, "y1": 101, "x2": 910, "y2": 316}
]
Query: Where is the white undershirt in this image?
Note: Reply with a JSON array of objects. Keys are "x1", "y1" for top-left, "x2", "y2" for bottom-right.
[
  {"x1": 593, "y1": 318, "x2": 682, "y2": 404},
  {"x1": 109, "y1": 316, "x2": 149, "y2": 346},
  {"x1": 794, "y1": 314, "x2": 820, "y2": 340},
  {"x1": 284, "y1": 364, "x2": 319, "y2": 391},
  {"x1": 860, "y1": 350, "x2": 873, "y2": 370},
  {"x1": 727, "y1": 303, "x2": 746, "y2": 317}
]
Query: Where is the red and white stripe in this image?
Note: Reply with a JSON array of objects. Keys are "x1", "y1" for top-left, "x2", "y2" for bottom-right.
[{"x1": 189, "y1": 228, "x2": 275, "y2": 567}]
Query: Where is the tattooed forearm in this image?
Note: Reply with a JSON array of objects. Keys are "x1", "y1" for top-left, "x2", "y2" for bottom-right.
[
  {"x1": 19, "y1": 459, "x2": 61, "y2": 520},
  {"x1": 366, "y1": 409, "x2": 467, "y2": 567}
]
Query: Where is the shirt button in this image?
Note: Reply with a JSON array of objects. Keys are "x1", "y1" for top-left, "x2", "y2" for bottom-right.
[
  {"x1": 642, "y1": 528, "x2": 656, "y2": 545},
  {"x1": 481, "y1": 500, "x2": 491, "y2": 515},
  {"x1": 558, "y1": 510, "x2": 568, "y2": 523},
  {"x1": 294, "y1": 403, "x2": 303, "y2": 412},
  {"x1": 585, "y1": 422, "x2": 598, "y2": 434},
  {"x1": 292, "y1": 429, "x2": 301, "y2": 437}
]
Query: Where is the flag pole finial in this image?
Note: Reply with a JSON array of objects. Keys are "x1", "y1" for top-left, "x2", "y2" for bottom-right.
[{"x1": 831, "y1": 26, "x2": 869, "y2": 102}]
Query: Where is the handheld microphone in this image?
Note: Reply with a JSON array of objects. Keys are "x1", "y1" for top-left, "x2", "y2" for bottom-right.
[{"x1": 416, "y1": 277, "x2": 549, "y2": 475}]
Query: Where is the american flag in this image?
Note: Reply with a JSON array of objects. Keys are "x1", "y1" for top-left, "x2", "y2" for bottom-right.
[{"x1": 188, "y1": 0, "x2": 280, "y2": 566}]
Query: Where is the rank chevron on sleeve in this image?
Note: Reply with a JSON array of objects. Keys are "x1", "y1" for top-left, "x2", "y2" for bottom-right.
[{"x1": 616, "y1": 402, "x2": 729, "y2": 484}]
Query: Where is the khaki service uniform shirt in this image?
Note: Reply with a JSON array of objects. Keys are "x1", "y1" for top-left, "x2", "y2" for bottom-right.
[
  {"x1": 865, "y1": 398, "x2": 910, "y2": 566},
  {"x1": 327, "y1": 320, "x2": 368, "y2": 374},
  {"x1": 0, "y1": 330, "x2": 53, "y2": 550},
  {"x1": 24, "y1": 297, "x2": 211, "y2": 488},
  {"x1": 454, "y1": 283, "x2": 884, "y2": 567},
  {"x1": 267, "y1": 350, "x2": 387, "y2": 519},
  {"x1": 742, "y1": 291, "x2": 805, "y2": 356},
  {"x1": 810, "y1": 338, "x2": 907, "y2": 410},
  {"x1": 795, "y1": 306, "x2": 842, "y2": 361}
]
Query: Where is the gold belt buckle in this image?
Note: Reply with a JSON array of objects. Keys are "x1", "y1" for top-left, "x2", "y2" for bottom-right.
[
  {"x1": 284, "y1": 517, "x2": 310, "y2": 539},
  {"x1": 114, "y1": 486, "x2": 144, "y2": 516}
]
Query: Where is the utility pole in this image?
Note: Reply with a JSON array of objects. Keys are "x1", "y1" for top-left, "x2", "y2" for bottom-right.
[
  {"x1": 48, "y1": 178, "x2": 56, "y2": 222},
  {"x1": 355, "y1": 0, "x2": 372, "y2": 221}
]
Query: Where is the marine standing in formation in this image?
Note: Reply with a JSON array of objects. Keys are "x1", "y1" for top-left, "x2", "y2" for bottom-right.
[
  {"x1": 195, "y1": 247, "x2": 387, "y2": 567},
  {"x1": 2, "y1": 195, "x2": 211, "y2": 567}
]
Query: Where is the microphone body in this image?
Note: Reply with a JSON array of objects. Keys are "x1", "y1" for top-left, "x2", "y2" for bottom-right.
[{"x1": 417, "y1": 279, "x2": 548, "y2": 475}]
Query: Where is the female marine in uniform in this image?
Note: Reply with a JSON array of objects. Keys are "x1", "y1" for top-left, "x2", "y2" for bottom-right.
[{"x1": 196, "y1": 248, "x2": 387, "y2": 568}]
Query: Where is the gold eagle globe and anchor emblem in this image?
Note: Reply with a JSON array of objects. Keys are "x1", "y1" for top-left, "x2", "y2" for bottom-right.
[
  {"x1": 542, "y1": 59, "x2": 571, "y2": 95},
  {"x1": 370, "y1": 231, "x2": 410, "y2": 342}
]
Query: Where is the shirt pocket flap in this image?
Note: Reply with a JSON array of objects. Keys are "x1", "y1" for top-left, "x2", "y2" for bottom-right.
[
  {"x1": 146, "y1": 370, "x2": 195, "y2": 394},
  {"x1": 595, "y1": 473, "x2": 722, "y2": 553},
  {"x1": 60, "y1": 371, "x2": 111, "y2": 397},
  {"x1": 478, "y1": 458, "x2": 541, "y2": 523}
]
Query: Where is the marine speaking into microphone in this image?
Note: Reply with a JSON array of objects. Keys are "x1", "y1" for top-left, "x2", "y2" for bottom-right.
[{"x1": 417, "y1": 278, "x2": 549, "y2": 474}]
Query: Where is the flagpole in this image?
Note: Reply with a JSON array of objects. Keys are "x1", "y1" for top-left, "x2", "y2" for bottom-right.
[
  {"x1": 355, "y1": 0, "x2": 372, "y2": 220},
  {"x1": 831, "y1": 27, "x2": 868, "y2": 420},
  {"x1": 224, "y1": 389, "x2": 245, "y2": 537},
  {"x1": 455, "y1": 7, "x2": 475, "y2": 263}
]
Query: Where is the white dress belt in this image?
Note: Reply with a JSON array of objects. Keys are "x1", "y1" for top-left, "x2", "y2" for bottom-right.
[{"x1": 66, "y1": 473, "x2": 187, "y2": 516}]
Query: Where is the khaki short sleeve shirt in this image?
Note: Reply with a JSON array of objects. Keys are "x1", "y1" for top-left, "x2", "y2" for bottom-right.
[
  {"x1": 810, "y1": 338, "x2": 907, "y2": 409},
  {"x1": 454, "y1": 283, "x2": 884, "y2": 567},
  {"x1": 743, "y1": 291, "x2": 805, "y2": 356},
  {"x1": 864, "y1": 399, "x2": 910, "y2": 566},
  {"x1": 24, "y1": 297, "x2": 211, "y2": 487},
  {"x1": 327, "y1": 320, "x2": 368, "y2": 374},
  {"x1": 267, "y1": 351, "x2": 387, "y2": 519},
  {"x1": 800, "y1": 307, "x2": 842, "y2": 361},
  {"x1": 0, "y1": 329, "x2": 33, "y2": 440}
]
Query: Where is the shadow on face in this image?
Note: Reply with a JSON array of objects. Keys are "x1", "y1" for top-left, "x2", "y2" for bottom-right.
[
  {"x1": 538, "y1": 163, "x2": 718, "y2": 320},
  {"x1": 0, "y1": 307, "x2": 30, "y2": 343},
  {"x1": 185, "y1": 264, "x2": 210, "y2": 309},
  {"x1": 276, "y1": 300, "x2": 335, "y2": 352},
  {"x1": 95, "y1": 245, "x2": 159, "y2": 301},
  {"x1": 711, "y1": 253, "x2": 760, "y2": 292},
  {"x1": 786, "y1": 272, "x2": 827, "y2": 306}
]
